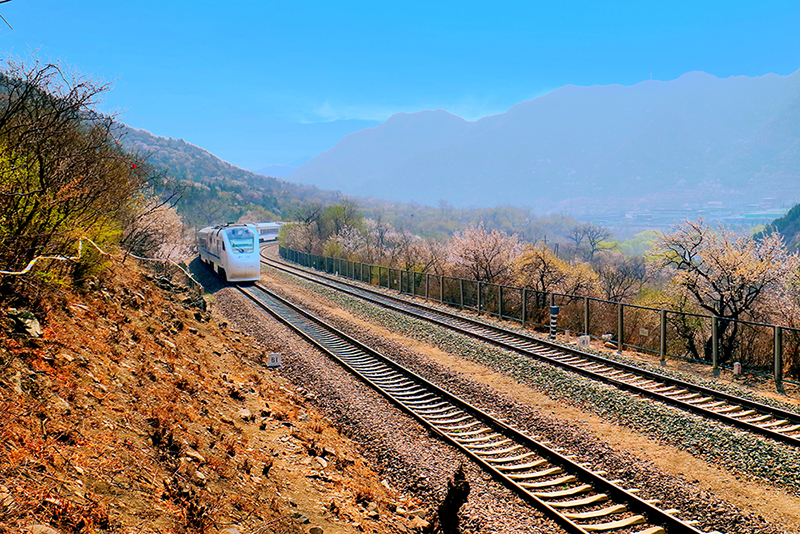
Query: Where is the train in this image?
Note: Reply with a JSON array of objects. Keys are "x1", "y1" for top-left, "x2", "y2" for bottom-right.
[
  {"x1": 196, "y1": 223, "x2": 262, "y2": 282},
  {"x1": 250, "y1": 221, "x2": 285, "y2": 243}
]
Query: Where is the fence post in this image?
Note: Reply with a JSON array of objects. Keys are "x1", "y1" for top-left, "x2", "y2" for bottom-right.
[
  {"x1": 459, "y1": 278, "x2": 464, "y2": 310},
  {"x1": 499, "y1": 286, "x2": 504, "y2": 320},
  {"x1": 399, "y1": 270, "x2": 403, "y2": 294},
  {"x1": 426, "y1": 273, "x2": 430, "y2": 301},
  {"x1": 774, "y1": 325, "x2": 783, "y2": 389},
  {"x1": 660, "y1": 309, "x2": 667, "y2": 366},
  {"x1": 712, "y1": 316, "x2": 720, "y2": 377},
  {"x1": 477, "y1": 281, "x2": 482, "y2": 315},
  {"x1": 617, "y1": 302, "x2": 624, "y2": 354},
  {"x1": 522, "y1": 288, "x2": 527, "y2": 327},
  {"x1": 440, "y1": 275, "x2": 444, "y2": 303},
  {"x1": 583, "y1": 296, "x2": 590, "y2": 336}
]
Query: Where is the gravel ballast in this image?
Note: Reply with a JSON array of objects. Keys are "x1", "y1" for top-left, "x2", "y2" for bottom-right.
[{"x1": 204, "y1": 261, "x2": 796, "y2": 534}]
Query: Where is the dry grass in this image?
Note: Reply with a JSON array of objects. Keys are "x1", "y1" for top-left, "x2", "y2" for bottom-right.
[{"x1": 0, "y1": 264, "x2": 422, "y2": 533}]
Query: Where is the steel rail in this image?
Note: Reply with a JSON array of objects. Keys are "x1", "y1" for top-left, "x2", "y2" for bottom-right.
[
  {"x1": 262, "y1": 254, "x2": 800, "y2": 448},
  {"x1": 238, "y1": 282, "x2": 707, "y2": 534}
]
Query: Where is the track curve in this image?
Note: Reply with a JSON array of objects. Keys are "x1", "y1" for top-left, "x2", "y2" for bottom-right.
[{"x1": 261, "y1": 250, "x2": 800, "y2": 448}]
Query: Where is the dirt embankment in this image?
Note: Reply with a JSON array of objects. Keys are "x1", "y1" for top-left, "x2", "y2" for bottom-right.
[{"x1": 0, "y1": 264, "x2": 428, "y2": 534}]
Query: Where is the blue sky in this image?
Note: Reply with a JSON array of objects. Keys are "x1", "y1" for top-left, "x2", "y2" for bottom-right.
[{"x1": 1, "y1": 1, "x2": 799, "y2": 171}]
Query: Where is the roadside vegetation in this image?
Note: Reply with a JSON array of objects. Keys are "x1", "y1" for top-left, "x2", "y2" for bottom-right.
[
  {"x1": 281, "y1": 204, "x2": 800, "y2": 378},
  {"x1": 0, "y1": 57, "x2": 189, "y2": 305}
]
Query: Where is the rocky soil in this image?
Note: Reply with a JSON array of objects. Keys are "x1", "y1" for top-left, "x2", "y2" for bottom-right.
[{"x1": 0, "y1": 262, "x2": 429, "y2": 534}]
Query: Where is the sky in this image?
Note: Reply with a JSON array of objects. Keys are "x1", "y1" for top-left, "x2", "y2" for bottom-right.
[{"x1": 1, "y1": 1, "x2": 799, "y2": 172}]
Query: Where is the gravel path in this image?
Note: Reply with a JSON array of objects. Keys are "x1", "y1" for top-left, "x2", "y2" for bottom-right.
[{"x1": 197, "y1": 259, "x2": 793, "y2": 534}]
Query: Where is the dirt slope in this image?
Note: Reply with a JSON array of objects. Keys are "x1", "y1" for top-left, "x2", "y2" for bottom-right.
[{"x1": 0, "y1": 264, "x2": 426, "y2": 534}]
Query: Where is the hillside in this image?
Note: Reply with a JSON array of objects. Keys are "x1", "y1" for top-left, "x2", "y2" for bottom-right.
[
  {"x1": 0, "y1": 263, "x2": 426, "y2": 533},
  {"x1": 115, "y1": 125, "x2": 585, "y2": 242},
  {"x1": 759, "y1": 202, "x2": 800, "y2": 250},
  {"x1": 286, "y1": 70, "x2": 800, "y2": 214},
  {"x1": 118, "y1": 126, "x2": 343, "y2": 229}
]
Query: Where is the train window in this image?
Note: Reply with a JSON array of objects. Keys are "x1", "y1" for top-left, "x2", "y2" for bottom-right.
[{"x1": 226, "y1": 227, "x2": 255, "y2": 254}]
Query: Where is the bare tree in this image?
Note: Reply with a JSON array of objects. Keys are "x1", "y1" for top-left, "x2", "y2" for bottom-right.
[
  {"x1": 585, "y1": 223, "x2": 611, "y2": 260},
  {"x1": 594, "y1": 251, "x2": 648, "y2": 301},
  {"x1": 569, "y1": 222, "x2": 610, "y2": 260}
]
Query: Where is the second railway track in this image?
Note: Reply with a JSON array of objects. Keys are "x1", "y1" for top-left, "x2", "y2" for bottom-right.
[
  {"x1": 238, "y1": 282, "x2": 710, "y2": 534},
  {"x1": 260, "y1": 252, "x2": 800, "y2": 448}
]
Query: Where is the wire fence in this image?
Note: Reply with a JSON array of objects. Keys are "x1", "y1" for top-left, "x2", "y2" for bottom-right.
[
  {"x1": 281, "y1": 246, "x2": 800, "y2": 387},
  {"x1": 0, "y1": 237, "x2": 203, "y2": 294}
]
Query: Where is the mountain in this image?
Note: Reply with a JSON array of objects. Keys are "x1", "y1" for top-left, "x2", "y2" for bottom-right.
[{"x1": 285, "y1": 71, "x2": 800, "y2": 214}]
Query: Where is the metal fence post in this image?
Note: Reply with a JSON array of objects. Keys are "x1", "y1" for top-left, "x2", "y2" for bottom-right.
[
  {"x1": 459, "y1": 278, "x2": 464, "y2": 310},
  {"x1": 775, "y1": 325, "x2": 783, "y2": 388},
  {"x1": 499, "y1": 286, "x2": 504, "y2": 320},
  {"x1": 583, "y1": 296, "x2": 590, "y2": 336},
  {"x1": 440, "y1": 275, "x2": 444, "y2": 303},
  {"x1": 712, "y1": 316, "x2": 720, "y2": 377},
  {"x1": 426, "y1": 273, "x2": 430, "y2": 301},
  {"x1": 522, "y1": 288, "x2": 527, "y2": 327},
  {"x1": 477, "y1": 281, "x2": 482, "y2": 314},
  {"x1": 660, "y1": 309, "x2": 667, "y2": 366},
  {"x1": 617, "y1": 302, "x2": 624, "y2": 354}
]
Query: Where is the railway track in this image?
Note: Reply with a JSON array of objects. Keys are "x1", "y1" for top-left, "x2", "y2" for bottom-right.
[
  {"x1": 261, "y1": 253, "x2": 800, "y2": 448},
  {"x1": 238, "y1": 282, "x2": 708, "y2": 534}
]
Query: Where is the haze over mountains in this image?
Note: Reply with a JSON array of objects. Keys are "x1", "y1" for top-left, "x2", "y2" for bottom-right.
[{"x1": 285, "y1": 70, "x2": 800, "y2": 218}]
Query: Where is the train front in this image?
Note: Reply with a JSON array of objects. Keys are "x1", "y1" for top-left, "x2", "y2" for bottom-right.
[{"x1": 223, "y1": 226, "x2": 261, "y2": 282}]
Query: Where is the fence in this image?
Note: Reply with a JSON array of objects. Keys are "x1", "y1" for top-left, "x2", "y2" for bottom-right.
[
  {"x1": 1, "y1": 237, "x2": 203, "y2": 295},
  {"x1": 280, "y1": 246, "x2": 800, "y2": 387}
]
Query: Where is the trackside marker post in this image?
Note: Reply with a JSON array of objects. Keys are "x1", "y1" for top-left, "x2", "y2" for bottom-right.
[{"x1": 549, "y1": 305, "x2": 559, "y2": 340}]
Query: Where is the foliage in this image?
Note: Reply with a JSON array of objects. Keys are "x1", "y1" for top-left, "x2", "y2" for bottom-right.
[
  {"x1": 512, "y1": 244, "x2": 599, "y2": 295},
  {"x1": 0, "y1": 57, "x2": 166, "y2": 296},
  {"x1": 755, "y1": 201, "x2": 800, "y2": 251},
  {"x1": 649, "y1": 219, "x2": 800, "y2": 362},
  {"x1": 619, "y1": 230, "x2": 660, "y2": 256}
]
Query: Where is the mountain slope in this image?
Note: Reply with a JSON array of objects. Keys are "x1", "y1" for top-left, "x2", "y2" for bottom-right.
[
  {"x1": 118, "y1": 126, "x2": 343, "y2": 227},
  {"x1": 285, "y1": 70, "x2": 800, "y2": 212}
]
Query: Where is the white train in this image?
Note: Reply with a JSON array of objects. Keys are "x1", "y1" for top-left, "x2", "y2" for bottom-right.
[
  {"x1": 196, "y1": 224, "x2": 261, "y2": 282},
  {"x1": 250, "y1": 221, "x2": 285, "y2": 243}
]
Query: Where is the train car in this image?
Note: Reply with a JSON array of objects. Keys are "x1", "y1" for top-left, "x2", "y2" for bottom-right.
[
  {"x1": 196, "y1": 224, "x2": 261, "y2": 282},
  {"x1": 249, "y1": 221, "x2": 285, "y2": 243}
]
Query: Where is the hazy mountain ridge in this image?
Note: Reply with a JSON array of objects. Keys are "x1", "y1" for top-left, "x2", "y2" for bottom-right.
[{"x1": 286, "y1": 71, "x2": 800, "y2": 213}]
